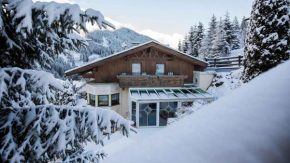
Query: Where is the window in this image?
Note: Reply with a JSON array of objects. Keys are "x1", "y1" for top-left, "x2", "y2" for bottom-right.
[
  {"x1": 159, "y1": 102, "x2": 177, "y2": 126},
  {"x1": 89, "y1": 94, "x2": 95, "y2": 106},
  {"x1": 156, "y1": 63, "x2": 165, "y2": 75},
  {"x1": 131, "y1": 101, "x2": 136, "y2": 125},
  {"x1": 139, "y1": 103, "x2": 157, "y2": 126},
  {"x1": 111, "y1": 93, "x2": 119, "y2": 106},
  {"x1": 98, "y1": 95, "x2": 109, "y2": 106},
  {"x1": 132, "y1": 63, "x2": 141, "y2": 75}
]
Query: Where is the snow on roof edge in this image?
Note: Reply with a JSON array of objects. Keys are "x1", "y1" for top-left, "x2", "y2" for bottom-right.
[{"x1": 65, "y1": 40, "x2": 207, "y2": 74}]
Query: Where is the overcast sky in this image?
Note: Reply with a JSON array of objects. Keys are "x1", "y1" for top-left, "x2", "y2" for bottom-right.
[
  {"x1": 37, "y1": 0, "x2": 254, "y2": 47},
  {"x1": 74, "y1": 0, "x2": 253, "y2": 33}
]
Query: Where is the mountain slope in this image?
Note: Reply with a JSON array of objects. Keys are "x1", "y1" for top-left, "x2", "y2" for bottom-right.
[
  {"x1": 50, "y1": 28, "x2": 154, "y2": 78},
  {"x1": 80, "y1": 28, "x2": 154, "y2": 59}
]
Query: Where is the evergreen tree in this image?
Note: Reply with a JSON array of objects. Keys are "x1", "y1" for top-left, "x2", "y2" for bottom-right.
[
  {"x1": 0, "y1": 0, "x2": 114, "y2": 69},
  {"x1": 211, "y1": 19, "x2": 230, "y2": 58},
  {"x1": 243, "y1": 0, "x2": 290, "y2": 82},
  {"x1": 200, "y1": 15, "x2": 217, "y2": 58},
  {"x1": 194, "y1": 22, "x2": 205, "y2": 57},
  {"x1": 178, "y1": 40, "x2": 182, "y2": 51},
  {"x1": 182, "y1": 34, "x2": 189, "y2": 53},
  {"x1": 208, "y1": 14, "x2": 218, "y2": 55},
  {"x1": 187, "y1": 25, "x2": 197, "y2": 55},
  {"x1": 232, "y1": 16, "x2": 241, "y2": 50},
  {"x1": 199, "y1": 32, "x2": 211, "y2": 59},
  {"x1": 223, "y1": 12, "x2": 235, "y2": 52},
  {"x1": 240, "y1": 16, "x2": 249, "y2": 48}
]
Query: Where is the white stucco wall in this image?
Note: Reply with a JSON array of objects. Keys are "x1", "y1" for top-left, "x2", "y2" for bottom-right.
[
  {"x1": 193, "y1": 71, "x2": 216, "y2": 90},
  {"x1": 86, "y1": 83, "x2": 129, "y2": 118},
  {"x1": 86, "y1": 83, "x2": 120, "y2": 95}
]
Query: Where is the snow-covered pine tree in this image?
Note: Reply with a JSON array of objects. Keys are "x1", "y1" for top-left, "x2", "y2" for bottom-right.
[
  {"x1": 0, "y1": 68, "x2": 135, "y2": 162},
  {"x1": 178, "y1": 40, "x2": 182, "y2": 51},
  {"x1": 0, "y1": 67, "x2": 63, "y2": 108},
  {"x1": 199, "y1": 32, "x2": 211, "y2": 59},
  {"x1": 208, "y1": 14, "x2": 218, "y2": 55},
  {"x1": 53, "y1": 80, "x2": 86, "y2": 106},
  {"x1": 187, "y1": 25, "x2": 197, "y2": 55},
  {"x1": 182, "y1": 34, "x2": 189, "y2": 53},
  {"x1": 232, "y1": 16, "x2": 241, "y2": 50},
  {"x1": 240, "y1": 16, "x2": 249, "y2": 48},
  {"x1": 194, "y1": 22, "x2": 205, "y2": 57},
  {"x1": 211, "y1": 19, "x2": 230, "y2": 58},
  {"x1": 0, "y1": 105, "x2": 134, "y2": 162},
  {"x1": 200, "y1": 15, "x2": 217, "y2": 58},
  {"x1": 223, "y1": 12, "x2": 235, "y2": 53},
  {"x1": 243, "y1": 0, "x2": 290, "y2": 82},
  {"x1": 0, "y1": 0, "x2": 114, "y2": 69}
]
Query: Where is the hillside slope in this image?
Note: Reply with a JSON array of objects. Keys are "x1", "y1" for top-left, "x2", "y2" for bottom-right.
[
  {"x1": 104, "y1": 61, "x2": 290, "y2": 163},
  {"x1": 80, "y1": 28, "x2": 154, "y2": 59},
  {"x1": 50, "y1": 28, "x2": 154, "y2": 78}
]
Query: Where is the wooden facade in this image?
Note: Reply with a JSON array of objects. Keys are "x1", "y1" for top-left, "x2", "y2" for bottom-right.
[
  {"x1": 65, "y1": 41, "x2": 207, "y2": 87},
  {"x1": 117, "y1": 75, "x2": 188, "y2": 88}
]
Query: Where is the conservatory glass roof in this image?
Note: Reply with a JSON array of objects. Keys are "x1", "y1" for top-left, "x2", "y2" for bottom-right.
[{"x1": 129, "y1": 86, "x2": 214, "y2": 102}]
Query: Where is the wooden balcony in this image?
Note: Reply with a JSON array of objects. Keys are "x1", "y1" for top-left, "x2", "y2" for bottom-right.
[{"x1": 116, "y1": 74, "x2": 188, "y2": 88}]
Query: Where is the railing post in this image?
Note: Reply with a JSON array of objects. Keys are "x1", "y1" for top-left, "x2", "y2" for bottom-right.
[
  {"x1": 214, "y1": 58, "x2": 217, "y2": 68},
  {"x1": 238, "y1": 55, "x2": 241, "y2": 67}
]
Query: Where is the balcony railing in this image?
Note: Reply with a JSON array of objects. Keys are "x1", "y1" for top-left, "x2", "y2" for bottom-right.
[{"x1": 116, "y1": 74, "x2": 188, "y2": 88}]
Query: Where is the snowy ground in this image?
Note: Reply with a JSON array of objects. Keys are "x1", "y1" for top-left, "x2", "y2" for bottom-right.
[
  {"x1": 101, "y1": 60, "x2": 290, "y2": 163},
  {"x1": 84, "y1": 100, "x2": 206, "y2": 159},
  {"x1": 229, "y1": 48, "x2": 244, "y2": 57},
  {"x1": 84, "y1": 128, "x2": 161, "y2": 158},
  {"x1": 207, "y1": 68, "x2": 243, "y2": 99}
]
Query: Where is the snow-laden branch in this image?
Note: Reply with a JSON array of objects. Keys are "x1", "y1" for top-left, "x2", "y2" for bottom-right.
[
  {"x1": 0, "y1": 105, "x2": 135, "y2": 162},
  {"x1": 0, "y1": 0, "x2": 115, "y2": 68},
  {"x1": 0, "y1": 67, "x2": 63, "y2": 108}
]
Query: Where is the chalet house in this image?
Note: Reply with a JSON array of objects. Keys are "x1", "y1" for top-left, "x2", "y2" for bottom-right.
[{"x1": 65, "y1": 41, "x2": 214, "y2": 128}]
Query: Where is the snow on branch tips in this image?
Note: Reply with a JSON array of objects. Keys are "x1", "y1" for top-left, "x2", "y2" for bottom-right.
[
  {"x1": 0, "y1": 0, "x2": 115, "y2": 68},
  {"x1": 0, "y1": 105, "x2": 134, "y2": 162},
  {"x1": 0, "y1": 67, "x2": 63, "y2": 108}
]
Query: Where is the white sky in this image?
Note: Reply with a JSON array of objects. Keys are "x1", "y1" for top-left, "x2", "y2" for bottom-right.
[{"x1": 36, "y1": 0, "x2": 254, "y2": 48}]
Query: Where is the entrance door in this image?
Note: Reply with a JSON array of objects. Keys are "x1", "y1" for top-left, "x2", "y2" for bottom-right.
[{"x1": 139, "y1": 103, "x2": 157, "y2": 126}]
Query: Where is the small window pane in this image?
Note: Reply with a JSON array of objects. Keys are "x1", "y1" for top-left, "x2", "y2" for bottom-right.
[
  {"x1": 132, "y1": 102, "x2": 136, "y2": 126},
  {"x1": 132, "y1": 63, "x2": 141, "y2": 75},
  {"x1": 111, "y1": 94, "x2": 119, "y2": 106},
  {"x1": 156, "y1": 64, "x2": 165, "y2": 75},
  {"x1": 98, "y1": 95, "x2": 109, "y2": 106},
  {"x1": 89, "y1": 94, "x2": 95, "y2": 106}
]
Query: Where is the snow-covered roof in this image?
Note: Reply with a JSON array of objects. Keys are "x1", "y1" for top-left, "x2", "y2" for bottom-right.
[
  {"x1": 130, "y1": 86, "x2": 213, "y2": 102},
  {"x1": 103, "y1": 60, "x2": 290, "y2": 163},
  {"x1": 65, "y1": 41, "x2": 207, "y2": 75}
]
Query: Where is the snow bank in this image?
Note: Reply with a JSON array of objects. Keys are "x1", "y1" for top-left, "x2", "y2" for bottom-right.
[
  {"x1": 103, "y1": 60, "x2": 290, "y2": 163},
  {"x1": 207, "y1": 68, "x2": 243, "y2": 99}
]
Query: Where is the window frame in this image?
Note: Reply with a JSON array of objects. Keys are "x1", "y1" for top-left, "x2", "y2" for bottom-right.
[
  {"x1": 156, "y1": 63, "x2": 165, "y2": 75},
  {"x1": 98, "y1": 95, "x2": 109, "y2": 107},
  {"x1": 111, "y1": 93, "x2": 120, "y2": 106},
  {"x1": 89, "y1": 94, "x2": 96, "y2": 106},
  {"x1": 132, "y1": 62, "x2": 142, "y2": 75}
]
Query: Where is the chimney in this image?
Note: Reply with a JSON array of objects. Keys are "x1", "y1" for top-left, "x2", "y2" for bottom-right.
[{"x1": 121, "y1": 42, "x2": 127, "y2": 50}]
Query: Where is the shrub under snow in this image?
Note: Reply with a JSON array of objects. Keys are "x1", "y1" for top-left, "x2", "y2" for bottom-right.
[
  {"x1": 207, "y1": 68, "x2": 243, "y2": 99},
  {"x1": 0, "y1": 105, "x2": 134, "y2": 162}
]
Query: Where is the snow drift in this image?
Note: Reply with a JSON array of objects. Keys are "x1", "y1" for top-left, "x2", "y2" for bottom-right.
[{"x1": 104, "y1": 60, "x2": 290, "y2": 163}]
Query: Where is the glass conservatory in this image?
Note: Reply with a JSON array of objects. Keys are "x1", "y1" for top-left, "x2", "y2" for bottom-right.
[{"x1": 129, "y1": 86, "x2": 214, "y2": 127}]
